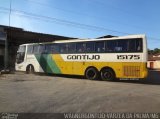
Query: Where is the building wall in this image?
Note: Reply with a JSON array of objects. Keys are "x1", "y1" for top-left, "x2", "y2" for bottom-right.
[
  {"x1": 0, "y1": 45, "x2": 4, "y2": 55},
  {"x1": 147, "y1": 61, "x2": 160, "y2": 69},
  {"x1": 0, "y1": 45, "x2": 4, "y2": 69}
]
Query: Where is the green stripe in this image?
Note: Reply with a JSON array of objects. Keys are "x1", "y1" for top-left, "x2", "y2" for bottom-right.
[{"x1": 35, "y1": 54, "x2": 61, "y2": 74}]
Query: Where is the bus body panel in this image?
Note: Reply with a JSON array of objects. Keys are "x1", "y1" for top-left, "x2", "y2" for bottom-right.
[
  {"x1": 17, "y1": 53, "x2": 148, "y2": 78},
  {"x1": 48, "y1": 54, "x2": 147, "y2": 78}
]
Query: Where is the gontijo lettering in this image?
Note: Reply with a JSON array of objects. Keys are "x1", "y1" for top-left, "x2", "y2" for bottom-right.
[{"x1": 67, "y1": 55, "x2": 100, "y2": 60}]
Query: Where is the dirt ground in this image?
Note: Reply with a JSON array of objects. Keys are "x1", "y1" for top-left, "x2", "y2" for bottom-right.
[{"x1": 0, "y1": 70, "x2": 160, "y2": 113}]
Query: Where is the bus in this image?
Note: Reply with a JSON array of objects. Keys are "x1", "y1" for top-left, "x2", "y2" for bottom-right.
[{"x1": 15, "y1": 34, "x2": 148, "y2": 80}]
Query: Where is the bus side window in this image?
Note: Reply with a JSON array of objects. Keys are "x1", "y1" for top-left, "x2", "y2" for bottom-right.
[
  {"x1": 52, "y1": 44, "x2": 60, "y2": 54},
  {"x1": 136, "y1": 39, "x2": 142, "y2": 51},
  {"x1": 68, "y1": 43, "x2": 76, "y2": 53},
  {"x1": 27, "y1": 45, "x2": 33, "y2": 54},
  {"x1": 76, "y1": 43, "x2": 86, "y2": 53},
  {"x1": 39, "y1": 45, "x2": 46, "y2": 54},
  {"x1": 128, "y1": 38, "x2": 142, "y2": 52},
  {"x1": 129, "y1": 39, "x2": 136, "y2": 52},
  {"x1": 117, "y1": 39, "x2": 128, "y2": 52},
  {"x1": 60, "y1": 44, "x2": 68, "y2": 53},
  {"x1": 95, "y1": 41, "x2": 105, "y2": 52},
  {"x1": 105, "y1": 40, "x2": 117, "y2": 52},
  {"x1": 86, "y1": 42, "x2": 95, "y2": 53},
  {"x1": 33, "y1": 45, "x2": 39, "y2": 54},
  {"x1": 45, "y1": 44, "x2": 51, "y2": 54}
]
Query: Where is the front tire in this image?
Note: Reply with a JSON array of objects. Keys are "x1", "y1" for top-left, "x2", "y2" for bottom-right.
[
  {"x1": 100, "y1": 68, "x2": 115, "y2": 81},
  {"x1": 26, "y1": 65, "x2": 34, "y2": 74},
  {"x1": 85, "y1": 67, "x2": 99, "y2": 80}
]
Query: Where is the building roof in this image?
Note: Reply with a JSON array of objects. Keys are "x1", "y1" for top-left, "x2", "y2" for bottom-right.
[
  {"x1": 148, "y1": 54, "x2": 160, "y2": 61},
  {"x1": 153, "y1": 53, "x2": 160, "y2": 56},
  {"x1": 0, "y1": 25, "x2": 76, "y2": 45}
]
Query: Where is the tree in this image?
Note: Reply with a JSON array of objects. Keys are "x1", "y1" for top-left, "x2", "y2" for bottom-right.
[
  {"x1": 148, "y1": 48, "x2": 160, "y2": 55},
  {"x1": 153, "y1": 48, "x2": 160, "y2": 54}
]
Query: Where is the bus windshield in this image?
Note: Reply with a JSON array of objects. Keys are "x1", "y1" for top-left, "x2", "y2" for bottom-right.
[{"x1": 16, "y1": 46, "x2": 26, "y2": 64}]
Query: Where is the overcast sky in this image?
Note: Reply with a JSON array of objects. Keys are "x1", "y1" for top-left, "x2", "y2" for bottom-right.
[{"x1": 0, "y1": 0, "x2": 160, "y2": 49}]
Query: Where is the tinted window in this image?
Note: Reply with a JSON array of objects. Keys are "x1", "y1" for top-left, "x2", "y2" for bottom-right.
[
  {"x1": 136, "y1": 39, "x2": 142, "y2": 51},
  {"x1": 60, "y1": 44, "x2": 68, "y2": 53},
  {"x1": 105, "y1": 38, "x2": 143, "y2": 53},
  {"x1": 33, "y1": 45, "x2": 39, "y2": 54},
  {"x1": 45, "y1": 44, "x2": 52, "y2": 53},
  {"x1": 16, "y1": 52, "x2": 25, "y2": 64},
  {"x1": 95, "y1": 41, "x2": 105, "y2": 52},
  {"x1": 52, "y1": 44, "x2": 60, "y2": 53},
  {"x1": 39, "y1": 45, "x2": 45, "y2": 54},
  {"x1": 106, "y1": 40, "x2": 117, "y2": 52},
  {"x1": 45, "y1": 44, "x2": 59, "y2": 54},
  {"x1": 68, "y1": 43, "x2": 76, "y2": 53},
  {"x1": 86, "y1": 42, "x2": 95, "y2": 52},
  {"x1": 27, "y1": 45, "x2": 33, "y2": 54},
  {"x1": 128, "y1": 38, "x2": 142, "y2": 52},
  {"x1": 116, "y1": 40, "x2": 128, "y2": 52},
  {"x1": 76, "y1": 43, "x2": 86, "y2": 53}
]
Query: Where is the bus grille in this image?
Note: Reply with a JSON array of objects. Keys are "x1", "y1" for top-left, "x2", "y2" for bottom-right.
[{"x1": 123, "y1": 66, "x2": 140, "y2": 77}]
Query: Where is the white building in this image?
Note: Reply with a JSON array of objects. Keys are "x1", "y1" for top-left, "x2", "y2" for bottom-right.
[{"x1": 147, "y1": 53, "x2": 160, "y2": 69}]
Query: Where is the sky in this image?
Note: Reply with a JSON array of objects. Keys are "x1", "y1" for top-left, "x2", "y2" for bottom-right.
[{"x1": 0, "y1": 0, "x2": 160, "y2": 49}]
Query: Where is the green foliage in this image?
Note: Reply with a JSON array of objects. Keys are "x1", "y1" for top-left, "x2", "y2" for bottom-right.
[{"x1": 148, "y1": 48, "x2": 160, "y2": 54}]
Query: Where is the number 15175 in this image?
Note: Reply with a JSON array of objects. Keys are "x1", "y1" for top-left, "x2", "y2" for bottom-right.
[{"x1": 117, "y1": 55, "x2": 140, "y2": 60}]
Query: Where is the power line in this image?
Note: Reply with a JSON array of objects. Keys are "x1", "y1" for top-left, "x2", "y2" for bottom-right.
[
  {"x1": 20, "y1": 0, "x2": 152, "y2": 32},
  {"x1": 0, "y1": 6, "x2": 130, "y2": 35},
  {"x1": 0, "y1": 6, "x2": 159, "y2": 41}
]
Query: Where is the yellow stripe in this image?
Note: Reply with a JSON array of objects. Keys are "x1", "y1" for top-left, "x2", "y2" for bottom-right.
[{"x1": 52, "y1": 54, "x2": 148, "y2": 78}]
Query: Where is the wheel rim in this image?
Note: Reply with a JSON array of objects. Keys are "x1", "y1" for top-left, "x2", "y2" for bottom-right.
[
  {"x1": 101, "y1": 69, "x2": 114, "y2": 80},
  {"x1": 86, "y1": 68, "x2": 98, "y2": 80},
  {"x1": 88, "y1": 70, "x2": 96, "y2": 78},
  {"x1": 103, "y1": 72, "x2": 112, "y2": 79}
]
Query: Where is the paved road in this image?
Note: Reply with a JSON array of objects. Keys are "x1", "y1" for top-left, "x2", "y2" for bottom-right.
[{"x1": 0, "y1": 70, "x2": 160, "y2": 113}]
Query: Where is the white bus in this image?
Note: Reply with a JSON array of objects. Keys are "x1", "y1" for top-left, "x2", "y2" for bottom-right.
[{"x1": 15, "y1": 34, "x2": 148, "y2": 80}]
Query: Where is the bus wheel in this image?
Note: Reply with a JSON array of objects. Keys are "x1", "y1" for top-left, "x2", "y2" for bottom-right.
[
  {"x1": 26, "y1": 65, "x2": 34, "y2": 74},
  {"x1": 85, "y1": 67, "x2": 99, "y2": 80},
  {"x1": 100, "y1": 68, "x2": 115, "y2": 81}
]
